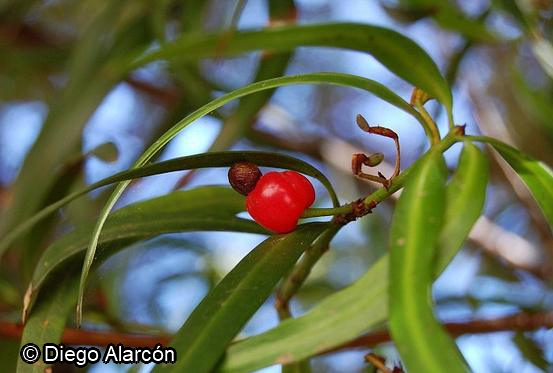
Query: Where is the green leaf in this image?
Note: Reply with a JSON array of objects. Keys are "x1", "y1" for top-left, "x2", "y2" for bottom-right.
[
  {"x1": 0, "y1": 150, "x2": 336, "y2": 257},
  {"x1": 435, "y1": 141, "x2": 488, "y2": 272},
  {"x1": 388, "y1": 150, "x2": 468, "y2": 372},
  {"x1": 282, "y1": 361, "x2": 312, "y2": 373},
  {"x1": 383, "y1": 3, "x2": 498, "y2": 42},
  {"x1": 470, "y1": 136, "x2": 553, "y2": 227},
  {"x1": 77, "y1": 71, "x2": 427, "y2": 324},
  {"x1": 152, "y1": 223, "x2": 329, "y2": 373},
  {"x1": 0, "y1": 1, "x2": 147, "y2": 253},
  {"x1": 433, "y1": 6, "x2": 498, "y2": 43},
  {"x1": 513, "y1": 332, "x2": 548, "y2": 371},
  {"x1": 221, "y1": 256, "x2": 389, "y2": 373},
  {"x1": 24, "y1": 186, "x2": 266, "y2": 319},
  {"x1": 17, "y1": 269, "x2": 79, "y2": 373},
  {"x1": 88, "y1": 141, "x2": 119, "y2": 163},
  {"x1": 0, "y1": 340, "x2": 20, "y2": 373},
  {"x1": 133, "y1": 23, "x2": 451, "y2": 110}
]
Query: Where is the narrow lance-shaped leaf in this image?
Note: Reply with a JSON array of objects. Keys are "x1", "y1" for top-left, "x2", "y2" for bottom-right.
[
  {"x1": 435, "y1": 141, "x2": 488, "y2": 272},
  {"x1": 469, "y1": 136, "x2": 553, "y2": 228},
  {"x1": 131, "y1": 23, "x2": 451, "y2": 110},
  {"x1": 220, "y1": 143, "x2": 487, "y2": 373},
  {"x1": 0, "y1": 1, "x2": 147, "y2": 250},
  {"x1": 17, "y1": 269, "x2": 79, "y2": 373},
  {"x1": 76, "y1": 71, "x2": 427, "y2": 324},
  {"x1": 25, "y1": 187, "x2": 267, "y2": 320},
  {"x1": 0, "y1": 150, "x2": 336, "y2": 257},
  {"x1": 388, "y1": 150, "x2": 468, "y2": 372},
  {"x1": 19, "y1": 187, "x2": 267, "y2": 373},
  {"x1": 152, "y1": 223, "x2": 329, "y2": 373}
]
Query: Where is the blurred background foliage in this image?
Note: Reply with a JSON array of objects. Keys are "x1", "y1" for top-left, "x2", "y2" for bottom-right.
[{"x1": 0, "y1": 0, "x2": 552, "y2": 372}]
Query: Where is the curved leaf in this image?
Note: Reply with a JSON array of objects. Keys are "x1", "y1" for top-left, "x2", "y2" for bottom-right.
[
  {"x1": 221, "y1": 256, "x2": 389, "y2": 373},
  {"x1": 435, "y1": 141, "x2": 488, "y2": 272},
  {"x1": 152, "y1": 223, "x2": 329, "y2": 373},
  {"x1": 77, "y1": 71, "x2": 427, "y2": 324},
  {"x1": 388, "y1": 150, "x2": 468, "y2": 372},
  {"x1": 17, "y1": 270, "x2": 79, "y2": 373},
  {"x1": 220, "y1": 144, "x2": 485, "y2": 372},
  {"x1": 25, "y1": 186, "x2": 266, "y2": 319},
  {"x1": 0, "y1": 2, "x2": 148, "y2": 253},
  {"x1": 132, "y1": 23, "x2": 451, "y2": 109},
  {"x1": 0, "y1": 150, "x2": 336, "y2": 257},
  {"x1": 470, "y1": 136, "x2": 553, "y2": 227}
]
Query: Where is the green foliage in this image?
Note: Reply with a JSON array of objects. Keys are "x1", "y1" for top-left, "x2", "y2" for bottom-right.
[
  {"x1": 77, "y1": 72, "x2": 430, "y2": 325},
  {"x1": 134, "y1": 23, "x2": 452, "y2": 110},
  {"x1": 0, "y1": 150, "x2": 337, "y2": 257},
  {"x1": 471, "y1": 136, "x2": 553, "y2": 227},
  {"x1": 436, "y1": 141, "x2": 489, "y2": 271},
  {"x1": 389, "y1": 150, "x2": 468, "y2": 372},
  {"x1": 152, "y1": 223, "x2": 328, "y2": 373},
  {"x1": 25, "y1": 186, "x2": 265, "y2": 317},
  {"x1": 1, "y1": 1, "x2": 552, "y2": 372},
  {"x1": 220, "y1": 143, "x2": 488, "y2": 372}
]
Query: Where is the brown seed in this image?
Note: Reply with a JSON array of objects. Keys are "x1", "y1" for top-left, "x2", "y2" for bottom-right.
[{"x1": 228, "y1": 162, "x2": 262, "y2": 196}]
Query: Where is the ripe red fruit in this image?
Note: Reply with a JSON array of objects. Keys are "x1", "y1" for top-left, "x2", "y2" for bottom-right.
[{"x1": 246, "y1": 171, "x2": 315, "y2": 234}]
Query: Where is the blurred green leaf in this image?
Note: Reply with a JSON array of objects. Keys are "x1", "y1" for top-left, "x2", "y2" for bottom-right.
[
  {"x1": 513, "y1": 332, "x2": 548, "y2": 370},
  {"x1": 221, "y1": 256, "x2": 389, "y2": 373},
  {"x1": 383, "y1": 2, "x2": 498, "y2": 42},
  {"x1": 0, "y1": 0, "x2": 150, "y2": 261},
  {"x1": 389, "y1": 150, "x2": 468, "y2": 372},
  {"x1": 0, "y1": 340, "x2": 19, "y2": 373},
  {"x1": 88, "y1": 142, "x2": 119, "y2": 163},
  {"x1": 511, "y1": 67, "x2": 553, "y2": 141},
  {"x1": 24, "y1": 186, "x2": 267, "y2": 319},
  {"x1": 133, "y1": 23, "x2": 452, "y2": 110},
  {"x1": 152, "y1": 223, "x2": 329, "y2": 373},
  {"x1": 0, "y1": 150, "x2": 335, "y2": 257},
  {"x1": 471, "y1": 136, "x2": 553, "y2": 227},
  {"x1": 17, "y1": 269, "x2": 79, "y2": 373},
  {"x1": 435, "y1": 141, "x2": 488, "y2": 271},
  {"x1": 283, "y1": 360, "x2": 312, "y2": 373},
  {"x1": 78, "y1": 71, "x2": 427, "y2": 324}
]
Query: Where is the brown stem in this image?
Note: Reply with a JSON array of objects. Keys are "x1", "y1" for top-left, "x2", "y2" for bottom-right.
[
  {"x1": 1, "y1": 311, "x2": 550, "y2": 352},
  {"x1": 354, "y1": 115, "x2": 401, "y2": 188},
  {"x1": 0, "y1": 320, "x2": 171, "y2": 348},
  {"x1": 327, "y1": 311, "x2": 553, "y2": 354},
  {"x1": 275, "y1": 227, "x2": 339, "y2": 320},
  {"x1": 365, "y1": 353, "x2": 393, "y2": 373}
]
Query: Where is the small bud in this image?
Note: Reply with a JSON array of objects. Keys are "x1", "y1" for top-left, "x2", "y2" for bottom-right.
[
  {"x1": 410, "y1": 87, "x2": 431, "y2": 105},
  {"x1": 366, "y1": 152, "x2": 384, "y2": 167},
  {"x1": 228, "y1": 162, "x2": 262, "y2": 196}
]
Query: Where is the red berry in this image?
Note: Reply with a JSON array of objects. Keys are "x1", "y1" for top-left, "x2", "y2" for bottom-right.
[{"x1": 246, "y1": 171, "x2": 315, "y2": 234}]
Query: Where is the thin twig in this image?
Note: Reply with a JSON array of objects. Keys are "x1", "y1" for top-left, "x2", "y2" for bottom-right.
[
  {"x1": 365, "y1": 353, "x2": 393, "y2": 373},
  {"x1": 1, "y1": 311, "x2": 551, "y2": 351},
  {"x1": 327, "y1": 311, "x2": 553, "y2": 354},
  {"x1": 275, "y1": 226, "x2": 340, "y2": 319}
]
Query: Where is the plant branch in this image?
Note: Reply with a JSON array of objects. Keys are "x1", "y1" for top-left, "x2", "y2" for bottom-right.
[
  {"x1": 415, "y1": 102, "x2": 441, "y2": 145},
  {"x1": 301, "y1": 127, "x2": 462, "y2": 220},
  {"x1": 0, "y1": 320, "x2": 171, "y2": 347},
  {"x1": 279, "y1": 128, "x2": 462, "y2": 332},
  {"x1": 324, "y1": 311, "x2": 553, "y2": 354},
  {"x1": 0, "y1": 310, "x2": 550, "y2": 351},
  {"x1": 275, "y1": 226, "x2": 340, "y2": 320}
]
